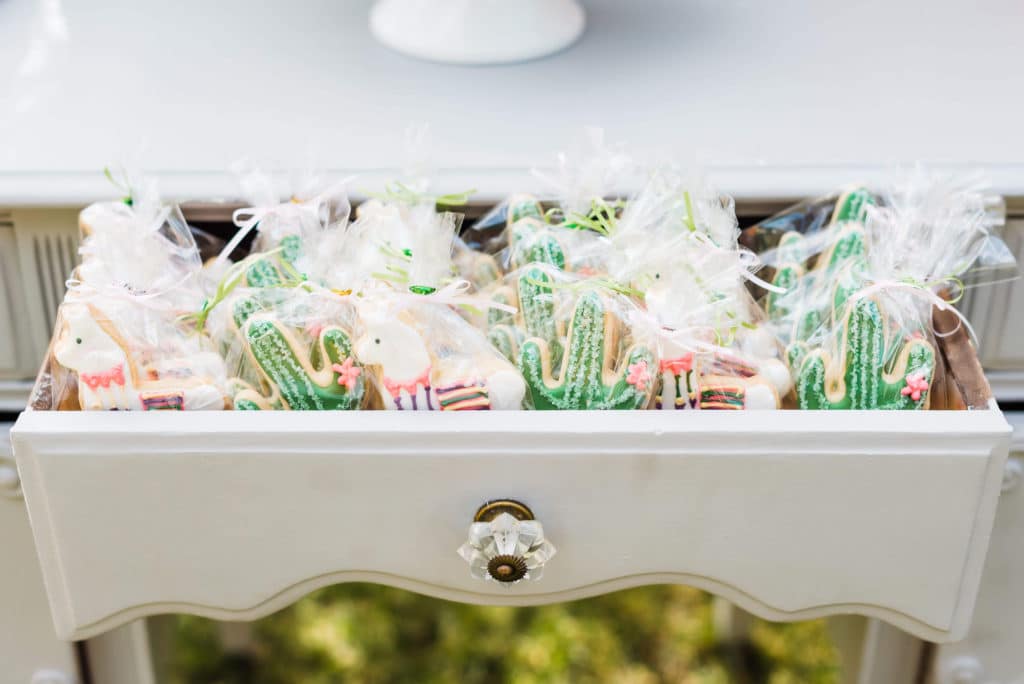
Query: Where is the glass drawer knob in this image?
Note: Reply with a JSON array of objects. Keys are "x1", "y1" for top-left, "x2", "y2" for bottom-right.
[{"x1": 457, "y1": 499, "x2": 556, "y2": 583}]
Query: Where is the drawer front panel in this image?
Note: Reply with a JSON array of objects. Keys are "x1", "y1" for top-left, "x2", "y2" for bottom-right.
[{"x1": 13, "y1": 411, "x2": 1009, "y2": 643}]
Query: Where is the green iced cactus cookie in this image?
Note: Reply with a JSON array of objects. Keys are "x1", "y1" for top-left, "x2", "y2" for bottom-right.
[
  {"x1": 508, "y1": 195, "x2": 543, "y2": 225},
  {"x1": 486, "y1": 225, "x2": 567, "y2": 365},
  {"x1": 519, "y1": 290, "x2": 655, "y2": 410},
  {"x1": 832, "y1": 187, "x2": 874, "y2": 224},
  {"x1": 242, "y1": 316, "x2": 364, "y2": 411},
  {"x1": 510, "y1": 218, "x2": 567, "y2": 271},
  {"x1": 769, "y1": 222, "x2": 872, "y2": 366},
  {"x1": 245, "y1": 234, "x2": 303, "y2": 287},
  {"x1": 227, "y1": 378, "x2": 283, "y2": 411},
  {"x1": 488, "y1": 324, "x2": 523, "y2": 362},
  {"x1": 795, "y1": 296, "x2": 935, "y2": 410},
  {"x1": 518, "y1": 265, "x2": 564, "y2": 368}
]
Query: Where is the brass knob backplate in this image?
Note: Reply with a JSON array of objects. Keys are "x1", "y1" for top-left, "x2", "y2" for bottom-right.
[{"x1": 473, "y1": 499, "x2": 535, "y2": 523}]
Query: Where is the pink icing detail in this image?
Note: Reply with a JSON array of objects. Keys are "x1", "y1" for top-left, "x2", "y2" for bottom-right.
[
  {"x1": 659, "y1": 354, "x2": 694, "y2": 376},
  {"x1": 901, "y1": 371, "x2": 930, "y2": 402},
  {"x1": 81, "y1": 364, "x2": 126, "y2": 391},
  {"x1": 626, "y1": 359, "x2": 651, "y2": 392},
  {"x1": 383, "y1": 367, "x2": 431, "y2": 399},
  {"x1": 331, "y1": 358, "x2": 362, "y2": 391}
]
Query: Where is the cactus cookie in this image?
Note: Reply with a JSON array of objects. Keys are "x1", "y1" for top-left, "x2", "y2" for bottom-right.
[
  {"x1": 244, "y1": 235, "x2": 303, "y2": 287},
  {"x1": 795, "y1": 296, "x2": 935, "y2": 410},
  {"x1": 519, "y1": 290, "x2": 655, "y2": 410},
  {"x1": 240, "y1": 315, "x2": 365, "y2": 410},
  {"x1": 509, "y1": 217, "x2": 568, "y2": 272},
  {"x1": 486, "y1": 225, "x2": 568, "y2": 365}
]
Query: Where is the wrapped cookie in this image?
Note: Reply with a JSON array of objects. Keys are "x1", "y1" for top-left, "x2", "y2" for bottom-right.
[
  {"x1": 350, "y1": 207, "x2": 525, "y2": 411},
  {"x1": 790, "y1": 173, "x2": 1013, "y2": 410},
  {"x1": 216, "y1": 283, "x2": 368, "y2": 411},
  {"x1": 51, "y1": 185, "x2": 228, "y2": 411},
  {"x1": 498, "y1": 264, "x2": 655, "y2": 411},
  {"x1": 739, "y1": 186, "x2": 876, "y2": 256},
  {"x1": 597, "y1": 169, "x2": 791, "y2": 410},
  {"x1": 354, "y1": 288, "x2": 525, "y2": 411},
  {"x1": 630, "y1": 233, "x2": 790, "y2": 411},
  {"x1": 203, "y1": 182, "x2": 372, "y2": 412},
  {"x1": 213, "y1": 166, "x2": 351, "y2": 288}
]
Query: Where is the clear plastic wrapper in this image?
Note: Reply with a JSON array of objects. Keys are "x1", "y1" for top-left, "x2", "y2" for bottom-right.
[
  {"x1": 489, "y1": 264, "x2": 655, "y2": 410},
  {"x1": 203, "y1": 175, "x2": 372, "y2": 411},
  {"x1": 471, "y1": 128, "x2": 635, "y2": 268},
  {"x1": 598, "y1": 169, "x2": 791, "y2": 410},
  {"x1": 48, "y1": 185, "x2": 228, "y2": 411},
  {"x1": 210, "y1": 282, "x2": 369, "y2": 411},
  {"x1": 212, "y1": 166, "x2": 352, "y2": 288},
  {"x1": 634, "y1": 253, "x2": 791, "y2": 411},
  {"x1": 346, "y1": 195, "x2": 525, "y2": 410},
  {"x1": 786, "y1": 172, "x2": 1016, "y2": 410},
  {"x1": 739, "y1": 186, "x2": 877, "y2": 256},
  {"x1": 354, "y1": 288, "x2": 525, "y2": 411}
]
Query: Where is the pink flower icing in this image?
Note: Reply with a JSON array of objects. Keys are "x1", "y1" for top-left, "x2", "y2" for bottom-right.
[
  {"x1": 331, "y1": 358, "x2": 362, "y2": 392},
  {"x1": 626, "y1": 359, "x2": 652, "y2": 392},
  {"x1": 901, "y1": 371, "x2": 930, "y2": 402}
]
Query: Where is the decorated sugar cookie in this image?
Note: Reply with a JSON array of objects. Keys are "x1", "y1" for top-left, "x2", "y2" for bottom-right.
[
  {"x1": 355, "y1": 314, "x2": 525, "y2": 411},
  {"x1": 640, "y1": 251, "x2": 788, "y2": 411},
  {"x1": 795, "y1": 295, "x2": 935, "y2": 410},
  {"x1": 54, "y1": 304, "x2": 227, "y2": 411},
  {"x1": 518, "y1": 290, "x2": 654, "y2": 410},
  {"x1": 653, "y1": 343, "x2": 781, "y2": 411},
  {"x1": 235, "y1": 313, "x2": 365, "y2": 411}
]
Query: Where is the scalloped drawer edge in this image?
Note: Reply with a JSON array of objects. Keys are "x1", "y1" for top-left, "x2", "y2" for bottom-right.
[{"x1": 11, "y1": 409, "x2": 1011, "y2": 642}]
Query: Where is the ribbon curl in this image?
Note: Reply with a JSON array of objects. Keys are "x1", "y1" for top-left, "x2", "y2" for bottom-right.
[{"x1": 847, "y1": 276, "x2": 977, "y2": 345}]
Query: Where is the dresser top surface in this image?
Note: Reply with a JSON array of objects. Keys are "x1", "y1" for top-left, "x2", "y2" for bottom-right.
[{"x1": 1, "y1": 0, "x2": 1023, "y2": 202}]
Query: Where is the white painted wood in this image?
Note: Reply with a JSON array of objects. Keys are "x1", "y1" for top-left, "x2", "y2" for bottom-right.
[
  {"x1": 0, "y1": 217, "x2": 38, "y2": 380},
  {"x1": 929, "y1": 413, "x2": 1024, "y2": 684},
  {"x1": 11, "y1": 409, "x2": 1009, "y2": 643},
  {"x1": 10, "y1": 209, "x2": 81, "y2": 366},
  {"x1": 0, "y1": 380, "x2": 33, "y2": 412},
  {"x1": 856, "y1": 619, "x2": 924, "y2": 684},
  {"x1": 0, "y1": 423, "x2": 79, "y2": 683},
  {"x1": 84, "y1": 621, "x2": 156, "y2": 684},
  {"x1": 985, "y1": 371, "x2": 1024, "y2": 403},
  {"x1": 1, "y1": 0, "x2": 1024, "y2": 203},
  {"x1": 969, "y1": 220, "x2": 1024, "y2": 372}
]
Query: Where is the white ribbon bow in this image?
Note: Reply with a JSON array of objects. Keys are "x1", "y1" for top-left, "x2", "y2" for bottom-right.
[{"x1": 848, "y1": 279, "x2": 977, "y2": 345}]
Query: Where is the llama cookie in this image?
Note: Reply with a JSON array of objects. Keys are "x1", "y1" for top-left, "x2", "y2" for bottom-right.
[
  {"x1": 654, "y1": 347, "x2": 780, "y2": 411},
  {"x1": 354, "y1": 312, "x2": 525, "y2": 411},
  {"x1": 795, "y1": 295, "x2": 935, "y2": 410},
  {"x1": 518, "y1": 290, "x2": 655, "y2": 410},
  {"x1": 54, "y1": 304, "x2": 227, "y2": 411}
]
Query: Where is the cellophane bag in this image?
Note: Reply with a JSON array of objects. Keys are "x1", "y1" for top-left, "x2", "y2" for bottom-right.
[
  {"x1": 787, "y1": 172, "x2": 1015, "y2": 410},
  {"x1": 210, "y1": 281, "x2": 369, "y2": 411},
  {"x1": 490, "y1": 263, "x2": 656, "y2": 410},
  {"x1": 203, "y1": 174, "x2": 372, "y2": 411},
  {"x1": 601, "y1": 170, "x2": 791, "y2": 410},
  {"x1": 471, "y1": 128, "x2": 636, "y2": 273},
  {"x1": 348, "y1": 196, "x2": 525, "y2": 411},
  {"x1": 739, "y1": 186, "x2": 877, "y2": 255},
  {"x1": 355, "y1": 288, "x2": 525, "y2": 411},
  {"x1": 45, "y1": 186, "x2": 228, "y2": 411},
  {"x1": 211, "y1": 166, "x2": 352, "y2": 288}
]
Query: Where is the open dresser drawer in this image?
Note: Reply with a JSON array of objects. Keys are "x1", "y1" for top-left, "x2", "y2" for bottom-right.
[{"x1": 10, "y1": 319, "x2": 1011, "y2": 643}]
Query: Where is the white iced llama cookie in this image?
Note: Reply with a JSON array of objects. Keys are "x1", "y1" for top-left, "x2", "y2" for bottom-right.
[
  {"x1": 354, "y1": 316, "x2": 525, "y2": 411},
  {"x1": 54, "y1": 304, "x2": 227, "y2": 411}
]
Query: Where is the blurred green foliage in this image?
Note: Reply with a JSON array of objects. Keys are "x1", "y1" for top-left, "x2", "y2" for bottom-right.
[{"x1": 157, "y1": 584, "x2": 840, "y2": 684}]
